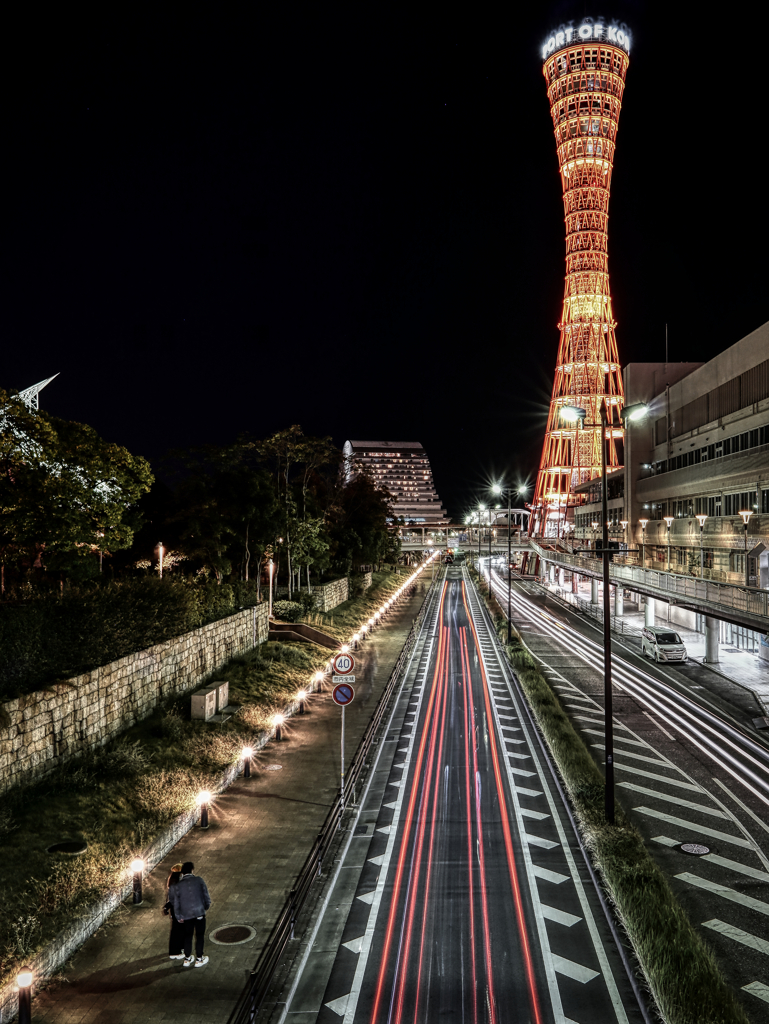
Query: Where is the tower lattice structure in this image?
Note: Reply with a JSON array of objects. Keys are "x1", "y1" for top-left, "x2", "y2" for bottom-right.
[{"x1": 531, "y1": 23, "x2": 630, "y2": 536}]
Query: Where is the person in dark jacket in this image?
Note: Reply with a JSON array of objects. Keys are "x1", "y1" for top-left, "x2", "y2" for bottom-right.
[
  {"x1": 169, "y1": 861, "x2": 212, "y2": 967},
  {"x1": 163, "y1": 862, "x2": 185, "y2": 959}
]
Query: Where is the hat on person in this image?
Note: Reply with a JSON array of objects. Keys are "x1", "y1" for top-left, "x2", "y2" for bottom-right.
[{"x1": 171, "y1": 863, "x2": 183, "y2": 872}]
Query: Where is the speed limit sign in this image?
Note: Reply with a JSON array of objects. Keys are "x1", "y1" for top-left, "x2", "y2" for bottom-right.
[{"x1": 333, "y1": 652, "x2": 355, "y2": 675}]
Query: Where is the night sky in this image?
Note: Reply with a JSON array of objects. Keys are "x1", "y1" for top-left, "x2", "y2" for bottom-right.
[{"x1": 4, "y1": 4, "x2": 767, "y2": 520}]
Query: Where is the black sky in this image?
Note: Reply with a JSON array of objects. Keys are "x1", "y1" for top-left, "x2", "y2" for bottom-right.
[{"x1": 4, "y1": 3, "x2": 768, "y2": 519}]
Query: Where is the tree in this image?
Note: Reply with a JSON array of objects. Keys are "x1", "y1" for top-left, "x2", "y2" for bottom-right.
[
  {"x1": 0, "y1": 390, "x2": 153, "y2": 580},
  {"x1": 326, "y1": 474, "x2": 398, "y2": 574}
]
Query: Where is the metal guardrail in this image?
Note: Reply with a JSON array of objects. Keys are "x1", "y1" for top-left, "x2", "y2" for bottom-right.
[
  {"x1": 529, "y1": 540, "x2": 769, "y2": 625},
  {"x1": 226, "y1": 574, "x2": 441, "y2": 1024}
]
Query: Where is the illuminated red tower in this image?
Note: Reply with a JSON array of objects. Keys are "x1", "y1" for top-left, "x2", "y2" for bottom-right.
[{"x1": 531, "y1": 20, "x2": 631, "y2": 537}]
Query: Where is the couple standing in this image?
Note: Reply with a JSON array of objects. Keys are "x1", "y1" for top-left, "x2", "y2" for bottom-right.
[{"x1": 164, "y1": 861, "x2": 211, "y2": 967}]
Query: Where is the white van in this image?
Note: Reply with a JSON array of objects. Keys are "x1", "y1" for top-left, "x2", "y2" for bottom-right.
[{"x1": 641, "y1": 626, "x2": 687, "y2": 663}]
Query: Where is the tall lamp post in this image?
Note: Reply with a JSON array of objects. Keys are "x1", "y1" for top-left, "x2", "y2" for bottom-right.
[
  {"x1": 695, "y1": 514, "x2": 708, "y2": 577},
  {"x1": 664, "y1": 516, "x2": 674, "y2": 572},
  {"x1": 639, "y1": 518, "x2": 648, "y2": 569},
  {"x1": 559, "y1": 400, "x2": 647, "y2": 826},
  {"x1": 739, "y1": 510, "x2": 753, "y2": 588},
  {"x1": 619, "y1": 520, "x2": 628, "y2": 558},
  {"x1": 477, "y1": 504, "x2": 485, "y2": 571},
  {"x1": 492, "y1": 483, "x2": 515, "y2": 644}
]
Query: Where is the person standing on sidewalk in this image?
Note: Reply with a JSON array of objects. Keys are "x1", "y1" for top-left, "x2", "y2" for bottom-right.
[
  {"x1": 169, "y1": 861, "x2": 212, "y2": 967},
  {"x1": 163, "y1": 862, "x2": 185, "y2": 960}
]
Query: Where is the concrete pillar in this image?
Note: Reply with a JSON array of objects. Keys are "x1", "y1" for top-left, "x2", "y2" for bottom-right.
[
  {"x1": 549, "y1": 564, "x2": 556, "y2": 583},
  {"x1": 614, "y1": 586, "x2": 624, "y2": 617},
  {"x1": 644, "y1": 597, "x2": 655, "y2": 627},
  {"x1": 572, "y1": 573, "x2": 579, "y2": 594},
  {"x1": 558, "y1": 567, "x2": 565, "y2": 587},
  {"x1": 590, "y1": 577, "x2": 599, "y2": 604},
  {"x1": 705, "y1": 616, "x2": 720, "y2": 664}
]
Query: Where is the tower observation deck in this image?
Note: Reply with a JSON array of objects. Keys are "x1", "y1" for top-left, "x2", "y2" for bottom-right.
[{"x1": 531, "y1": 21, "x2": 631, "y2": 537}]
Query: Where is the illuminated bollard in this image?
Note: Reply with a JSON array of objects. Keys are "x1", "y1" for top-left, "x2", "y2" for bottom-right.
[
  {"x1": 17, "y1": 968, "x2": 33, "y2": 1024},
  {"x1": 197, "y1": 789, "x2": 211, "y2": 829},
  {"x1": 297, "y1": 690, "x2": 307, "y2": 715},
  {"x1": 242, "y1": 746, "x2": 253, "y2": 778},
  {"x1": 274, "y1": 714, "x2": 284, "y2": 742},
  {"x1": 130, "y1": 859, "x2": 144, "y2": 905}
]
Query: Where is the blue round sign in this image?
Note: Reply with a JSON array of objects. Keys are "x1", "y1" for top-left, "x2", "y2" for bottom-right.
[{"x1": 332, "y1": 683, "x2": 355, "y2": 706}]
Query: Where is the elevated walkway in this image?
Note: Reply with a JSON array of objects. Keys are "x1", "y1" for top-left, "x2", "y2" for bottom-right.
[{"x1": 529, "y1": 540, "x2": 769, "y2": 633}]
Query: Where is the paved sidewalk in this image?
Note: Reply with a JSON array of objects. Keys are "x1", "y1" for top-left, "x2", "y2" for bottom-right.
[{"x1": 32, "y1": 585, "x2": 428, "y2": 1024}]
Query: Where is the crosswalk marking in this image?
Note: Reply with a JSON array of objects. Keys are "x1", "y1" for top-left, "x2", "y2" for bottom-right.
[
  {"x1": 703, "y1": 919, "x2": 769, "y2": 955},
  {"x1": 541, "y1": 903, "x2": 581, "y2": 927},
  {"x1": 614, "y1": 763, "x2": 703, "y2": 792},
  {"x1": 704, "y1": 854, "x2": 769, "y2": 883},
  {"x1": 551, "y1": 953, "x2": 599, "y2": 984},
  {"x1": 617, "y1": 782, "x2": 728, "y2": 819},
  {"x1": 676, "y1": 872, "x2": 769, "y2": 916},
  {"x1": 532, "y1": 865, "x2": 569, "y2": 884},
  {"x1": 742, "y1": 981, "x2": 769, "y2": 1003},
  {"x1": 635, "y1": 808, "x2": 753, "y2": 849}
]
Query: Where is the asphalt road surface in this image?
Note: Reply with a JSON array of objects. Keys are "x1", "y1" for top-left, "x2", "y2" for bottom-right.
[{"x1": 277, "y1": 569, "x2": 644, "y2": 1023}]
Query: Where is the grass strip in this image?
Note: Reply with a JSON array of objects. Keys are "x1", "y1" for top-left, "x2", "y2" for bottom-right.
[
  {"x1": 470, "y1": 571, "x2": 749, "y2": 1024},
  {"x1": 0, "y1": 569, "x2": 411, "y2": 990}
]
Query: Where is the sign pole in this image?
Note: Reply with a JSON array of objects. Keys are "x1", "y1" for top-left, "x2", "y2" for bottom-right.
[{"x1": 341, "y1": 704, "x2": 345, "y2": 807}]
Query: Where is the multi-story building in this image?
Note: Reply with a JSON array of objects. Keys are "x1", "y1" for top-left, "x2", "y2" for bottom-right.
[
  {"x1": 343, "y1": 441, "x2": 449, "y2": 525},
  {"x1": 571, "y1": 319, "x2": 769, "y2": 650}
]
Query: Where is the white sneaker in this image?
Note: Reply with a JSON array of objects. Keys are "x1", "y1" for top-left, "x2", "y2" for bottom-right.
[
  {"x1": 169, "y1": 953, "x2": 185, "y2": 960},
  {"x1": 194, "y1": 956, "x2": 209, "y2": 967},
  {"x1": 182, "y1": 956, "x2": 195, "y2": 967}
]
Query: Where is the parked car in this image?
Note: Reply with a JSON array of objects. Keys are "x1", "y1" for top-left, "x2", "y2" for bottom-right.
[{"x1": 641, "y1": 626, "x2": 688, "y2": 663}]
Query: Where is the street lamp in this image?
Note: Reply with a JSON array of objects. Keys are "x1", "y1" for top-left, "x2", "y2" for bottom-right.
[
  {"x1": 156, "y1": 541, "x2": 165, "y2": 579},
  {"x1": 477, "y1": 504, "x2": 485, "y2": 569},
  {"x1": 197, "y1": 790, "x2": 211, "y2": 829},
  {"x1": 17, "y1": 968, "x2": 33, "y2": 1024},
  {"x1": 739, "y1": 510, "x2": 753, "y2": 588},
  {"x1": 619, "y1": 520, "x2": 628, "y2": 555},
  {"x1": 695, "y1": 514, "x2": 708, "y2": 577},
  {"x1": 492, "y1": 483, "x2": 514, "y2": 644},
  {"x1": 664, "y1": 516, "x2": 674, "y2": 572},
  {"x1": 130, "y1": 858, "x2": 144, "y2": 905},
  {"x1": 639, "y1": 518, "x2": 648, "y2": 569}
]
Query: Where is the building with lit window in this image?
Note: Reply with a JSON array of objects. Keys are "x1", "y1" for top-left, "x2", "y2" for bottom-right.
[
  {"x1": 571, "y1": 319, "x2": 769, "y2": 651},
  {"x1": 343, "y1": 441, "x2": 449, "y2": 525}
]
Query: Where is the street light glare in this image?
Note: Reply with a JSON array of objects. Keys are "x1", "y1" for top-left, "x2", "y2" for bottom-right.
[
  {"x1": 16, "y1": 968, "x2": 33, "y2": 988},
  {"x1": 621, "y1": 402, "x2": 649, "y2": 422},
  {"x1": 560, "y1": 405, "x2": 586, "y2": 422},
  {"x1": 130, "y1": 858, "x2": 145, "y2": 874}
]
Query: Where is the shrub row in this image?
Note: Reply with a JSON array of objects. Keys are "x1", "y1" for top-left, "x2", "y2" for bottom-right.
[
  {"x1": 470, "y1": 575, "x2": 749, "y2": 1024},
  {"x1": 0, "y1": 578, "x2": 262, "y2": 699}
]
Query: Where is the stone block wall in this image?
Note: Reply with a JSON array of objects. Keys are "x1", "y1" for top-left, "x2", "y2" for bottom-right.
[
  {"x1": 273, "y1": 577, "x2": 350, "y2": 613},
  {"x1": 0, "y1": 603, "x2": 269, "y2": 795}
]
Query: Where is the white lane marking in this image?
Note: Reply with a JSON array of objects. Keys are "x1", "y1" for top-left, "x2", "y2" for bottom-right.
[
  {"x1": 652, "y1": 836, "x2": 680, "y2": 847},
  {"x1": 742, "y1": 981, "x2": 769, "y2": 1003},
  {"x1": 509, "y1": 767, "x2": 536, "y2": 778},
  {"x1": 520, "y1": 808, "x2": 550, "y2": 821},
  {"x1": 342, "y1": 936, "x2": 364, "y2": 954},
  {"x1": 583, "y1": 730, "x2": 649, "y2": 749},
  {"x1": 614, "y1": 763, "x2": 703, "y2": 792},
  {"x1": 592, "y1": 744, "x2": 670, "y2": 767},
  {"x1": 675, "y1": 873, "x2": 769, "y2": 916},
  {"x1": 635, "y1": 809, "x2": 753, "y2": 849},
  {"x1": 541, "y1": 904, "x2": 581, "y2": 928},
  {"x1": 551, "y1": 953, "x2": 599, "y2": 984},
  {"x1": 704, "y1": 854, "x2": 769, "y2": 883},
  {"x1": 356, "y1": 891, "x2": 375, "y2": 905},
  {"x1": 526, "y1": 833, "x2": 559, "y2": 850},
  {"x1": 574, "y1": 714, "x2": 630, "y2": 731},
  {"x1": 368, "y1": 854, "x2": 385, "y2": 867},
  {"x1": 642, "y1": 709, "x2": 676, "y2": 741},
  {"x1": 533, "y1": 865, "x2": 569, "y2": 884},
  {"x1": 617, "y1": 782, "x2": 730, "y2": 819},
  {"x1": 514, "y1": 785, "x2": 544, "y2": 797},
  {"x1": 387, "y1": 781, "x2": 403, "y2": 789},
  {"x1": 506, "y1": 739, "x2": 526, "y2": 745},
  {"x1": 703, "y1": 919, "x2": 769, "y2": 955},
  {"x1": 383, "y1": 802, "x2": 397, "y2": 809},
  {"x1": 325, "y1": 993, "x2": 351, "y2": 1015},
  {"x1": 498, "y1": 714, "x2": 517, "y2": 720},
  {"x1": 714, "y1": 777, "x2": 769, "y2": 839},
  {"x1": 392, "y1": 762, "x2": 407, "y2": 769}
]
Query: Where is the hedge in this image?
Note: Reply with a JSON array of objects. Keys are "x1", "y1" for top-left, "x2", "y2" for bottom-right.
[{"x1": 0, "y1": 578, "x2": 262, "y2": 699}]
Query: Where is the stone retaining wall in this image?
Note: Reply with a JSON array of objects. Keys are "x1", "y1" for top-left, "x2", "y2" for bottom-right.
[
  {"x1": 0, "y1": 604, "x2": 269, "y2": 795},
  {"x1": 273, "y1": 576, "x2": 350, "y2": 613}
]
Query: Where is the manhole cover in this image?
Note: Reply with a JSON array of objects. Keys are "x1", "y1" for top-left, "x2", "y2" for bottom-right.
[
  {"x1": 680, "y1": 843, "x2": 710, "y2": 856},
  {"x1": 263, "y1": 764, "x2": 283, "y2": 771},
  {"x1": 46, "y1": 840, "x2": 88, "y2": 856},
  {"x1": 210, "y1": 925, "x2": 256, "y2": 945}
]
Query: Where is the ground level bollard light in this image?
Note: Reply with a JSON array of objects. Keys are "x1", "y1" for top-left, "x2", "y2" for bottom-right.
[
  {"x1": 130, "y1": 858, "x2": 144, "y2": 905},
  {"x1": 274, "y1": 714, "x2": 284, "y2": 742},
  {"x1": 297, "y1": 690, "x2": 307, "y2": 714},
  {"x1": 17, "y1": 967, "x2": 33, "y2": 1024},
  {"x1": 242, "y1": 746, "x2": 253, "y2": 778},
  {"x1": 197, "y1": 790, "x2": 211, "y2": 829}
]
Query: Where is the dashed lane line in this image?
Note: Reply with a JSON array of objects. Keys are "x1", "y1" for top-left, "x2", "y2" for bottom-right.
[
  {"x1": 675, "y1": 872, "x2": 769, "y2": 916},
  {"x1": 703, "y1": 919, "x2": 769, "y2": 955},
  {"x1": 703, "y1": 854, "x2": 769, "y2": 883}
]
